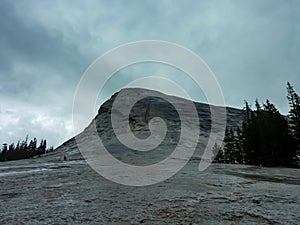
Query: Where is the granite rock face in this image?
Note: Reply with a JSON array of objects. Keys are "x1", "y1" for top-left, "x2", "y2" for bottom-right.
[{"x1": 55, "y1": 88, "x2": 245, "y2": 162}]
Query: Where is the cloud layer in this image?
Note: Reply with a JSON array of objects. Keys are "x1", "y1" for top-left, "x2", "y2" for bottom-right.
[{"x1": 0, "y1": 0, "x2": 299, "y2": 147}]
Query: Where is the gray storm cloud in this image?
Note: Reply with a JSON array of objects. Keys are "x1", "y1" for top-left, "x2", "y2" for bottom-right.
[{"x1": 0, "y1": 0, "x2": 299, "y2": 147}]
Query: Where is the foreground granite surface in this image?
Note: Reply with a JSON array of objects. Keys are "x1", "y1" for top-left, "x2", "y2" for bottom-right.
[{"x1": 0, "y1": 158, "x2": 299, "y2": 225}]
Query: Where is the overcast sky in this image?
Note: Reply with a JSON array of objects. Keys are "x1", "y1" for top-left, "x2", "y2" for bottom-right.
[{"x1": 0, "y1": 0, "x2": 299, "y2": 148}]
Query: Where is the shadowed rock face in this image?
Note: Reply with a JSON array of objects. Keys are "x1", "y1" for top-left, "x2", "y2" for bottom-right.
[{"x1": 55, "y1": 88, "x2": 245, "y2": 162}]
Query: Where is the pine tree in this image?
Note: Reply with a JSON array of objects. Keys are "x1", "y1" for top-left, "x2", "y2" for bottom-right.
[
  {"x1": 235, "y1": 127, "x2": 245, "y2": 164},
  {"x1": 212, "y1": 143, "x2": 224, "y2": 163},
  {"x1": 0, "y1": 144, "x2": 8, "y2": 161},
  {"x1": 243, "y1": 99, "x2": 296, "y2": 167},
  {"x1": 243, "y1": 102, "x2": 260, "y2": 165},
  {"x1": 287, "y1": 82, "x2": 300, "y2": 152},
  {"x1": 244, "y1": 100, "x2": 251, "y2": 120},
  {"x1": 223, "y1": 128, "x2": 238, "y2": 164},
  {"x1": 42, "y1": 140, "x2": 47, "y2": 154}
]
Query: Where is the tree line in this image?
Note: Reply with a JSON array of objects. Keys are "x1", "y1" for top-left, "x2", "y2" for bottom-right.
[
  {"x1": 0, "y1": 136, "x2": 54, "y2": 162},
  {"x1": 214, "y1": 82, "x2": 300, "y2": 168}
]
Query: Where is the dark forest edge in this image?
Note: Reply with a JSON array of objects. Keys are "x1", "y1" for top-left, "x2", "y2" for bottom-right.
[
  {"x1": 0, "y1": 136, "x2": 54, "y2": 162},
  {"x1": 213, "y1": 82, "x2": 300, "y2": 168}
]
